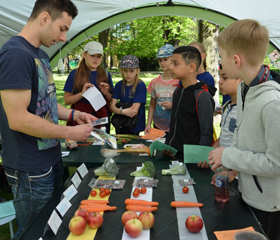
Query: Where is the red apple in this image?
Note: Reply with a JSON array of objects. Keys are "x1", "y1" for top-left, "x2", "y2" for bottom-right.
[
  {"x1": 137, "y1": 211, "x2": 155, "y2": 229},
  {"x1": 185, "y1": 215, "x2": 204, "y2": 233},
  {"x1": 121, "y1": 211, "x2": 138, "y2": 226},
  {"x1": 125, "y1": 218, "x2": 143, "y2": 238},
  {"x1": 87, "y1": 211, "x2": 103, "y2": 229},
  {"x1": 74, "y1": 208, "x2": 89, "y2": 220},
  {"x1": 69, "y1": 216, "x2": 87, "y2": 236}
]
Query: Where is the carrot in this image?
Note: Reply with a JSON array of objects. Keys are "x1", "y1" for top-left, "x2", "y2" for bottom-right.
[
  {"x1": 125, "y1": 199, "x2": 159, "y2": 207},
  {"x1": 81, "y1": 200, "x2": 109, "y2": 205},
  {"x1": 80, "y1": 205, "x2": 117, "y2": 212},
  {"x1": 126, "y1": 205, "x2": 158, "y2": 212},
  {"x1": 170, "y1": 201, "x2": 203, "y2": 208}
]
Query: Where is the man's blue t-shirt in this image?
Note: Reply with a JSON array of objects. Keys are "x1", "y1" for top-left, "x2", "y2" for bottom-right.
[
  {"x1": 113, "y1": 80, "x2": 146, "y2": 132},
  {"x1": 0, "y1": 36, "x2": 60, "y2": 171},
  {"x1": 63, "y1": 69, "x2": 114, "y2": 104}
]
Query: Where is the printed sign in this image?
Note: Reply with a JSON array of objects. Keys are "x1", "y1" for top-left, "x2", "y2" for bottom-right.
[{"x1": 270, "y1": 50, "x2": 280, "y2": 60}]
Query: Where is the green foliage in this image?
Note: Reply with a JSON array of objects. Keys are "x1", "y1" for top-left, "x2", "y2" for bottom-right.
[
  {"x1": 130, "y1": 161, "x2": 156, "y2": 178},
  {"x1": 109, "y1": 16, "x2": 197, "y2": 59},
  {"x1": 66, "y1": 16, "x2": 198, "y2": 65}
]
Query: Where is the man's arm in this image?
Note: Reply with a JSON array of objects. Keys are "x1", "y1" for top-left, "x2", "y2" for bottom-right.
[{"x1": 1, "y1": 89, "x2": 95, "y2": 141}]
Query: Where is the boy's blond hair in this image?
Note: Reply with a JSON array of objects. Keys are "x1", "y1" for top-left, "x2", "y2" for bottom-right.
[{"x1": 217, "y1": 19, "x2": 269, "y2": 66}]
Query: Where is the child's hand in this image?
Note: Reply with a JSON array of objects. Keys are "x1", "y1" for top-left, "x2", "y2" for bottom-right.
[
  {"x1": 99, "y1": 82, "x2": 109, "y2": 95},
  {"x1": 197, "y1": 161, "x2": 210, "y2": 169},
  {"x1": 82, "y1": 83, "x2": 93, "y2": 93},
  {"x1": 229, "y1": 170, "x2": 238, "y2": 182},
  {"x1": 144, "y1": 126, "x2": 151, "y2": 135},
  {"x1": 123, "y1": 107, "x2": 138, "y2": 118},
  {"x1": 211, "y1": 171, "x2": 238, "y2": 185},
  {"x1": 215, "y1": 106, "x2": 223, "y2": 115},
  {"x1": 161, "y1": 101, "x2": 172, "y2": 109},
  {"x1": 163, "y1": 149, "x2": 175, "y2": 158},
  {"x1": 211, "y1": 174, "x2": 216, "y2": 185},
  {"x1": 208, "y1": 147, "x2": 225, "y2": 171}
]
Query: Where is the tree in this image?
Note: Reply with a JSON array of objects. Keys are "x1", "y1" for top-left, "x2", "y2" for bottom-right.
[
  {"x1": 99, "y1": 29, "x2": 110, "y2": 68},
  {"x1": 108, "y1": 16, "x2": 197, "y2": 60}
]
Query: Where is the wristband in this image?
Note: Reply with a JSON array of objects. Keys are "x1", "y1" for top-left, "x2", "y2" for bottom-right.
[
  {"x1": 120, "y1": 106, "x2": 122, "y2": 115},
  {"x1": 69, "y1": 109, "x2": 75, "y2": 122},
  {"x1": 69, "y1": 111, "x2": 72, "y2": 121}
]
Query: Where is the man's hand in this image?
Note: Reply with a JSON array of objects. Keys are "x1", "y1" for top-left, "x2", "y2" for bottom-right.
[
  {"x1": 70, "y1": 124, "x2": 93, "y2": 141},
  {"x1": 76, "y1": 112, "x2": 97, "y2": 125},
  {"x1": 197, "y1": 161, "x2": 210, "y2": 169},
  {"x1": 208, "y1": 147, "x2": 226, "y2": 171}
]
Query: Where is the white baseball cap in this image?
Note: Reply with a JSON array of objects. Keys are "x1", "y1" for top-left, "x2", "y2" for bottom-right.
[{"x1": 84, "y1": 41, "x2": 103, "y2": 55}]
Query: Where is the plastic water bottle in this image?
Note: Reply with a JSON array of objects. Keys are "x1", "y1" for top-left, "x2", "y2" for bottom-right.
[{"x1": 214, "y1": 166, "x2": 230, "y2": 203}]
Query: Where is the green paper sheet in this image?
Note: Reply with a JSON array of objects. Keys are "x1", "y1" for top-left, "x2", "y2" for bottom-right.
[
  {"x1": 184, "y1": 145, "x2": 215, "y2": 164},
  {"x1": 149, "y1": 141, "x2": 178, "y2": 156}
]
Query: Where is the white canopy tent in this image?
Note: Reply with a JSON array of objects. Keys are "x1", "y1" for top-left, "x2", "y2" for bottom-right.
[{"x1": 1, "y1": 0, "x2": 280, "y2": 69}]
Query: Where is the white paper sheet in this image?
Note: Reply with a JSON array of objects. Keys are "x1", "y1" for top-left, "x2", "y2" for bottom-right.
[
  {"x1": 47, "y1": 210, "x2": 62, "y2": 235},
  {"x1": 171, "y1": 164, "x2": 208, "y2": 240},
  {"x1": 56, "y1": 197, "x2": 72, "y2": 217},
  {"x1": 82, "y1": 86, "x2": 106, "y2": 111},
  {"x1": 61, "y1": 151, "x2": 70, "y2": 157},
  {"x1": 121, "y1": 166, "x2": 153, "y2": 240}
]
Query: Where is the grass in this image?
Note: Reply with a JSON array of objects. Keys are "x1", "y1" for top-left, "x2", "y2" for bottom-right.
[{"x1": 0, "y1": 71, "x2": 221, "y2": 239}]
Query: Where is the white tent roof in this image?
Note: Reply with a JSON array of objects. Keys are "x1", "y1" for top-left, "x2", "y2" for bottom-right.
[{"x1": 1, "y1": 0, "x2": 280, "y2": 68}]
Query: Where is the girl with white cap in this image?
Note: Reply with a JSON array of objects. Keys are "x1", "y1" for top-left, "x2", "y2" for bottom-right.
[{"x1": 63, "y1": 41, "x2": 114, "y2": 132}]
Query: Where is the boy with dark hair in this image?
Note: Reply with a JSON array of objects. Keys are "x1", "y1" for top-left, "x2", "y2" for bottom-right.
[
  {"x1": 166, "y1": 46, "x2": 216, "y2": 158},
  {"x1": 209, "y1": 19, "x2": 280, "y2": 240},
  {"x1": 0, "y1": 0, "x2": 96, "y2": 238}
]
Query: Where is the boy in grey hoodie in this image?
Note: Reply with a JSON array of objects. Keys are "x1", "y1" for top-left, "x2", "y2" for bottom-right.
[{"x1": 208, "y1": 19, "x2": 280, "y2": 240}]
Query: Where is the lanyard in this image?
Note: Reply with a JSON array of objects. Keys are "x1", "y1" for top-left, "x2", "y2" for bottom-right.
[{"x1": 242, "y1": 65, "x2": 270, "y2": 109}]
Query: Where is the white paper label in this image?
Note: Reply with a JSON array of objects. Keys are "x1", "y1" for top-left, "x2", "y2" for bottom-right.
[
  {"x1": 77, "y1": 163, "x2": 88, "y2": 178},
  {"x1": 172, "y1": 161, "x2": 179, "y2": 165},
  {"x1": 47, "y1": 210, "x2": 62, "y2": 235},
  {"x1": 63, "y1": 184, "x2": 78, "y2": 201},
  {"x1": 56, "y1": 197, "x2": 72, "y2": 217},
  {"x1": 71, "y1": 172, "x2": 82, "y2": 189}
]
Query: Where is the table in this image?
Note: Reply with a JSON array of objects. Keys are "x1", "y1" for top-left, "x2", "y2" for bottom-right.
[
  {"x1": 61, "y1": 139, "x2": 169, "y2": 168},
  {"x1": 18, "y1": 161, "x2": 266, "y2": 240}
]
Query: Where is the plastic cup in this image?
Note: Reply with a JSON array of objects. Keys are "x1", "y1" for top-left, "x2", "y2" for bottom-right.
[{"x1": 234, "y1": 230, "x2": 267, "y2": 240}]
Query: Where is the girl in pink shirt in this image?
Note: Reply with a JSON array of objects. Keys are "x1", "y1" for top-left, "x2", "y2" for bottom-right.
[{"x1": 145, "y1": 44, "x2": 179, "y2": 133}]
